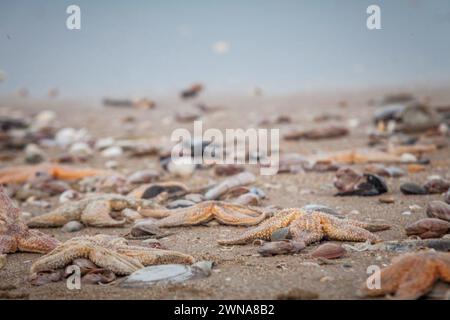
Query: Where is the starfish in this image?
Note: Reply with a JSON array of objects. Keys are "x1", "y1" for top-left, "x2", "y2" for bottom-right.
[
  {"x1": 0, "y1": 186, "x2": 60, "y2": 254},
  {"x1": 27, "y1": 194, "x2": 160, "y2": 228},
  {"x1": 30, "y1": 234, "x2": 194, "y2": 275},
  {"x1": 0, "y1": 163, "x2": 106, "y2": 184},
  {"x1": 217, "y1": 208, "x2": 390, "y2": 245},
  {"x1": 139, "y1": 201, "x2": 268, "y2": 227},
  {"x1": 358, "y1": 251, "x2": 450, "y2": 300}
]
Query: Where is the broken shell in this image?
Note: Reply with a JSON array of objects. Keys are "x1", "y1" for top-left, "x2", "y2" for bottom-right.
[
  {"x1": 59, "y1": 189, "x2": 81, "y2": 204},
  {"x1": 426, "y1": 201, "x2": 450, "y2": 222},
  {"x1": 311, "y1": 243, "x2": 346, "y2": 259},
  {"x1": 166, "y1": 199, "x2": 196, "y2": 209},
  {"x1": 129, "y1": 182, "x2": 188, "y2": 199},
  {"x1": 214, "y1": 164, "x2": 245, "y2": 176},
  {"x1": 423, "y1": 179, "x2": 450, "y2": 194},
  {"x1": 405, "y1": 218, "x2": 450, "y2": 239},
  {"x1": 400, "y1": 183, "x2": 427, "y2": 195},
  {"x1": 204, "y1": 172, "x2": 256, "y2": 200},
  {"x1": 271, "y1": 227, "x2": 291, "y2": 241}
]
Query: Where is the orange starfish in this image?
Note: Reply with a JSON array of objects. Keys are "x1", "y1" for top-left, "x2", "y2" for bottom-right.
[
  {"x1": 0, "y1": 163, "x2": 105, "y2": 184},
  {"x1": 0, "y1": 186, "x2": 60, "y2": 254},
  {"x1": 359, "y1": 251, "x2": 450, "y2": 299}
]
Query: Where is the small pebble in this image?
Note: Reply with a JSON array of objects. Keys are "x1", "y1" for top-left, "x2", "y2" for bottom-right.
[
  {"x1": 379, "y1": 196, "x2": 395, "y2": 204},
  {"x1": 62, "y1": 221, "x2": 84, "y2": 232},
  {"x1": 400, "y1": 183, "x2": 427, "y2": 195}
]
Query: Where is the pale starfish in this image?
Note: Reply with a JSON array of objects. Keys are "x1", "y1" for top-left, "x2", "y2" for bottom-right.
[
  {"x1": 358, "y1": 251, "x2": 450, "y2": 299},
  {"x1": 27, "y1": 194, "x2": 160, "y2": 228},
  {"x1": 217, "y1": 208, "x2": 390, "y2": 245},
  {"x1": 0, "y1": 186, "x2": 60, "y2": 254},
  {"x1": 0, "y1": 163, "x2": 106, "y2": 184},
  {"x1": 30, "y1": 234, "x2": 194, "y2": 275},
  {"x1": 139, "y1": 201, "x2": 268, "y2": 228}
]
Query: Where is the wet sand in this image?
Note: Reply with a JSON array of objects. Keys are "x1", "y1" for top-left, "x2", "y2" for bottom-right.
[{"x1": 1, "y1": 86, "x2": 450, "y2": 299}]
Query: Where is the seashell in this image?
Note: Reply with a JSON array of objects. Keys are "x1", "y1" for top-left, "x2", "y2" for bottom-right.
[
  {"x1": 167, "y1": 161, "x2": 195, "y2": 178},
  {"x1": 302, "y1": 204, "x2": 341, "y2": 217},
  {"x1": 166, "y1": 199, "x2": 196, "y2": 209},
  {"x1": 101, "y1": 146, "x2": 123, "y2": 158},
  {"x1": 25, "y1": 144, "x2": 46, "y2": 164},
  {"x1": 423, "y1": 179, "x2": 450, "y2": 194},
  {"x1": 426, "y1": 201, "x2": 450, "y2": 222},
  {"x1": 62, "y1": 221, "x2": 84, "y2": 233},
  {"x1": 28, "y1": 270, "x2": 63, "y2": 286},
  {"x1": 400, "y1": 183, "x2": 427, "y2": 195},
  {"x1": 379, "y1": 196, "x2": 395, "y2": 204},
  {"x1": 0, "y1": 254, "x2": 6, "y2": 270},
  {"x1": 311, "y1": 243, "x2": 346, "y2": 259},
  {"x1": 126, "y1": 169, "x2": 160, "y2": 184},
  {"x1": 59, "y1": 189, "x2": 81, "y2": 204},
  {"x1": 446, "y1": 189, "x2": 450, "y2": 205},
  {"x1": 184, "y1": 193, "x2": 204, "y2": 203},
  {"x1": 232, "y1": 193, "x2": 260, "y2": 206},
  {"x1": 405, "y1": 218, "x2": 450, "y2": 239},
  {"x1": 276, "y1": 288, "x2": 319, "y2": 300}
]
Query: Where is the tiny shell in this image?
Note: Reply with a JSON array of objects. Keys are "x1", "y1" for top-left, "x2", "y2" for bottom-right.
[{"x1": 311, "y1": 243, "x2": 346, "y2": 259}]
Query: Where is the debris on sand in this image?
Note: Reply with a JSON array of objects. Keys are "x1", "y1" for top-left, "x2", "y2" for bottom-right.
[
  {"x1": 120, "y1": 261, "x2": 212, "y2": 288},
  {"x1": 334, "y1": 167, "x2": 388, "y2": 196},
  {"x1": 276, "y1": 288, "x2": 319, "y2": 300},
  {"x1": 358, "y1": 251, "x2": 450, "y2": 299},
  {"x1": 405, "y1": 218, "x2": 450, "y2": 239},
  {"x1": 400, "y1": 182, "x2": 427, "y2": 195},
  {"x1": 427, "y1": 201, "x2": 450, "y2": 222},
  {"x1": 204, "y1": 172, "x2": 256, "y2": 200},
  {"x1": 0, "y1": 186, "x2": 60, "y2": 254},
  {"x1": 345, "y1": 238, "x2": 450, "y2": 253},
  {"x1": 102, "y1": 98, "x2": 155, "y2": 109}
]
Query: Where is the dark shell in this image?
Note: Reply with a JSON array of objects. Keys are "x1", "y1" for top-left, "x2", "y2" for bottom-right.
[
  {"x1": 400, "y1": 183, "x2": 428, "y2": 195},
  {"x1": 423, "y1": 179, "x2": 450, "y2": 194},
  {"x1": 311, "y1": 243, "x2": 346, "y2": 259},
  {"x1": 426, "y1": 201, "x2": 450, "y2": 222},
  {"x1": 405, "y1": 218, "x2": 450, "y2": 239}
]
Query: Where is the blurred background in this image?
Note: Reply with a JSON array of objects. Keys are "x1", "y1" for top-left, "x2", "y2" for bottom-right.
[{"x1": 1, "y1": 0, "x2": 450, "y2": 99}]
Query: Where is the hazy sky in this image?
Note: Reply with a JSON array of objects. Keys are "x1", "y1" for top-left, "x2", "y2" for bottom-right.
[{"x1": 1, "y1": 0, "x2": 450, "y2": 97}]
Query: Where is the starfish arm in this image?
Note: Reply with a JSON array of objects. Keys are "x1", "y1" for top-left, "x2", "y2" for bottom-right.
[
  {"x1": 288, "y1": 214, "x2": 324, "y2": 245},
  {"x1": 30, "y1": 244, "x2": 91, "y2": 273},
  {"x1": 17, "y1": 230, "x2": 60, "y2": 254},
  {"x1": 80, "y1": 200, "x2": 126, "y2": 227},
  {"x1": 217, "y1": 209, "x2": 300, "y2": 245},
  {"x1": 213, "y1": 205, "x2": 267, "y2": 226},
  {"x1": 342, "y1": 218, "x2": 390, "y2": 232},
  {"x1": 0, "y1": 235, "x2": 18, "y2": 254},
  {"x1": 217, "y1": 202, "x2": 265, "y2": 217},
  {"x1": 117, "y1": 246, "x2": 195, "y2": 265},
  {"x1": 154, "y1": 203, "x2": 214, "y2": 228},
  {"x1": 89, "y1": 247, "x2": 143, "y2": 275},
  {"x1": 436, "y1": 254, "x2": 450, "y2": 282},
  {"x1": 322, "y1": 219, "x2": 381, "y2": 243}
]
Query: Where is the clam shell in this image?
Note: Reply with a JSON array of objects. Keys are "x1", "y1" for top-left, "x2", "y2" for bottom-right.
[
  {"x1": 311, "y1": 243, "x2": 346, "y2": 259},
  {"x1": 426, "y1": 201, "x2": 450, "y2": 222},
  {"x1": 405, "y1": 218, "x2": 450, "y2": 239}
]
